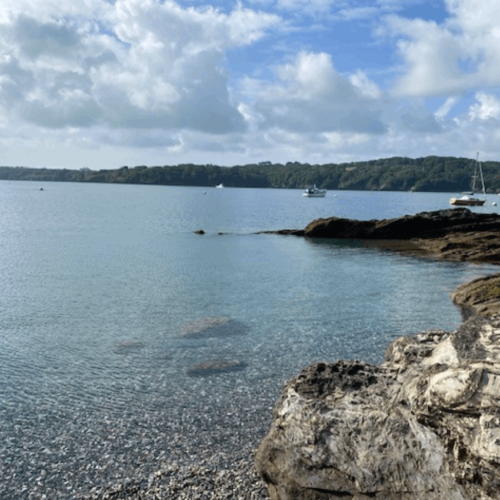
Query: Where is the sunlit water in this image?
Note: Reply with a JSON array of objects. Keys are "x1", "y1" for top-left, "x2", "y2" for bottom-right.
[{"x1": 0, "y1": 181, "x2": 498, "y2": 495}]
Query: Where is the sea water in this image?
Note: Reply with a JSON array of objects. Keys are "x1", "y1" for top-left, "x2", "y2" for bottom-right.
[
  {"x1": 1, "y1": 181, "x2": 498, "y2": 406},
  {"x1": 0, "y1": 181, "x2": 498, "y2": 495}
]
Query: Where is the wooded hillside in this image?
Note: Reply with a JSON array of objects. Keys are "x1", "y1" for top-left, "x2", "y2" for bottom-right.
[{"x1": 1, "y1": 156, "x2": 499, "y2": 192}]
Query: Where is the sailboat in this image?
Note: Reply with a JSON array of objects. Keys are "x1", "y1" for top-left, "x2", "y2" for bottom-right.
[{"x1": 450, "y1": 153, "x2": 486, "y2": 206}]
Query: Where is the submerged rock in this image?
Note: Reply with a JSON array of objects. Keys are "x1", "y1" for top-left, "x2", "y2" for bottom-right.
[
  {"x1": 179, "y1": 316, "x2": 230, "y2": 336},
  {"x1": 178, "y1": 316, "x2": 248, "y2": 339},
  {"x1": 255, "y1": 315, "x2": 500, "y2": 500},
  {"x1": 187, "y1": 358, "x2": 246, "y2": 377},
  {"x1": 113, "y1": 340, "x2": 144, "y2": 354}
]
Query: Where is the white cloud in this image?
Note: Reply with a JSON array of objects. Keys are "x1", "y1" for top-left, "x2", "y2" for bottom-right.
[
  {"x1": 468, "y1": 92, "x2": 500, "y2": 121},
  {"x1": 384, "y1": 15, "x2": 467, "y2": 96},
  {"x1": 275, "y1": 0, "x2": 334, "y2": 14},
  {"x1": 244, "y1": 51, "x2": 387, "y2": 134},
  {"x1": 2, "y1": 0, "x2": 500, "y2": 170},
  {"x1": 337, "y1": 6, "x2": 379, "y2": 20},
  {"x1": 349, "y1": 70, "x2": 382, "y2": 99},
  {"x1": 435, "y1": 96, "x2": 459, "y2": 119},
  {"x1": 384, "y1": 0, "x2": 500, "y2": 97},
  {"x1": 246, "y1": 0, "x2": 427, "y2": 18},
  {"x1": 0, "y1": 0, "x2": 280, "y2": 139}
]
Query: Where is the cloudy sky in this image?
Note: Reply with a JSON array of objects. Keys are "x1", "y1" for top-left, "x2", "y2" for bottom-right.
[{"x1": 1, "y1": 0, "x2": 500, "y2": 169}]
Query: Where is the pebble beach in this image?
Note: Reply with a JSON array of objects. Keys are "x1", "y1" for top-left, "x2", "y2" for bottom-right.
[{"x1": 0, "y1": 380, "x2": 273, "y2": 499}]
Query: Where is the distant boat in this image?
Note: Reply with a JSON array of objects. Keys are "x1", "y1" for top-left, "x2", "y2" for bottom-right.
[
  {"x1": 302, "y1": 185, "x2": 326, "y2": 197},
  {"x1": 450, "y1": 153, "x2": 486, "y2": 206},
  {"x1": 215, "y1": 183, "x2": 224, "y2": 188}
]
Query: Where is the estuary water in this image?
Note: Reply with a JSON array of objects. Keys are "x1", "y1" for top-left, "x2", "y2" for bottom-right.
[{"x1": 0, "y1": 181, "x2": 498, "y2": 498}]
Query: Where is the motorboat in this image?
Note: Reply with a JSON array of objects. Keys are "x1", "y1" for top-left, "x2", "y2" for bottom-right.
[
  {"x1": 450, "y1": 153, "x2": 486, "y2": 206},
  {"x1": 215, "y1": 183, "x2": 224, "y2": 188},
  {"x1": 302, "y1": 185, "x2": 326, "y2": 197}
]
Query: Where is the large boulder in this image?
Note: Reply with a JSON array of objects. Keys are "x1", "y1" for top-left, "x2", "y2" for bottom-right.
[{"x1": 255, "y1": 315, "x2": 500, "y2": 500}]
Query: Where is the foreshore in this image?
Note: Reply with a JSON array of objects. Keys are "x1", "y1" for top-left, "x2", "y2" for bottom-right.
[
  {"x1": 255, "y1": 208, "x2": 500, "y2": 500},
  {"x1": 82, "y1": 449, "x2": 269, "y2": 500},
  {"x1": 6, "y1": 208, "x2": 500, "y2": 500},
  {"x1": 86, "y1": 209, "x2": 500, "y2": 500},
  {"x1": 1, "y1": 379, "x2": 275, "y2": 500}
]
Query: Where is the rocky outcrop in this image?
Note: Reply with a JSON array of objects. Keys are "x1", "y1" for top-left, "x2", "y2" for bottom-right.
[
  {"x1": 302, "y1": 208, "x2": 500, "y2": 240},
  {"x1": 452, "y1": 274, "x2": 500, "y2": 317},
  {"x1": 255, "y1": 315, "x2": 500, "y2": 500},
  {"x1": 268, "y1": 208, "x2": 500, "y2": 263}
]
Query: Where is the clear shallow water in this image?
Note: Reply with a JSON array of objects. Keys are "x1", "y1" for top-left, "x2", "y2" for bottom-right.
[
  {"x1": 0, "y1": 181, "x2": 499, "y2": 496},
  {"x1": 1, "y1": 182, "x2": 498, "y2": 403}
]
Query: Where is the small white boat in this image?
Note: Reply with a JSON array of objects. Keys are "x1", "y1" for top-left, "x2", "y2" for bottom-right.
[
  {"x1": 450, "y1": 153, "x2": 486, "y2": 206},
  {"x1": 302, "y1": 185, "x2": 326, "y2": 197},
  {"x1": 215, "y1": 183, "x2": 224, "y2": 188}
]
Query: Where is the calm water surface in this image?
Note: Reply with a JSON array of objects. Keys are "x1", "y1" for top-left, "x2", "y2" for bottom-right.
[
  {"x1": 0, "y1": 181, "x2": 498, "y2": 495},
  {"x1": 1, "y1": 182, "x2": 498, "y2": 403}
]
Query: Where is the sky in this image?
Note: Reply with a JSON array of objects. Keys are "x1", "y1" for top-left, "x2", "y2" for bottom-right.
[{"x1": 1, "y1": 0, "x2": 500, "y2": 169}]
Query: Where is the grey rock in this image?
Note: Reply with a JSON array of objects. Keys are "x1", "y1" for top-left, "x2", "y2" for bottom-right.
[{"x1": 255, "y1": 315, "x2": 500, "y2": 500}]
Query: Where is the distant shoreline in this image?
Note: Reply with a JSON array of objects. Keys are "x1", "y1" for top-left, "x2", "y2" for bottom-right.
[{"x1": 2, "y1": 155, "x2": 500, "y2": 193}]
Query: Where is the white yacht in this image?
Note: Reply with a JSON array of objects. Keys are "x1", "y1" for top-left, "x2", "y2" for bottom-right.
[
  {"x1": 302, "y1": 185, "x2": 326, "y2": 197},
  {"x1": 450, "y1": 153, "x2": 486, "y2": 206}
]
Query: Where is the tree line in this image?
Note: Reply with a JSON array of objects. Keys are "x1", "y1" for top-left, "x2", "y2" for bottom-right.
[{"x1": 1, "y1": 156, "x2": 499, "y2": 193}]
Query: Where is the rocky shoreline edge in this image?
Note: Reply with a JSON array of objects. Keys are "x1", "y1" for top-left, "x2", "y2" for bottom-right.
[
  {"x1": 256, "y1": 208, "x2": 500, "y2": 499},
  {"x1": 87, "y1": 208, "x2": 500, "y2": 500},
  {"x1": 265, "y1": 207, "x2": 500, "y2": 317}
]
